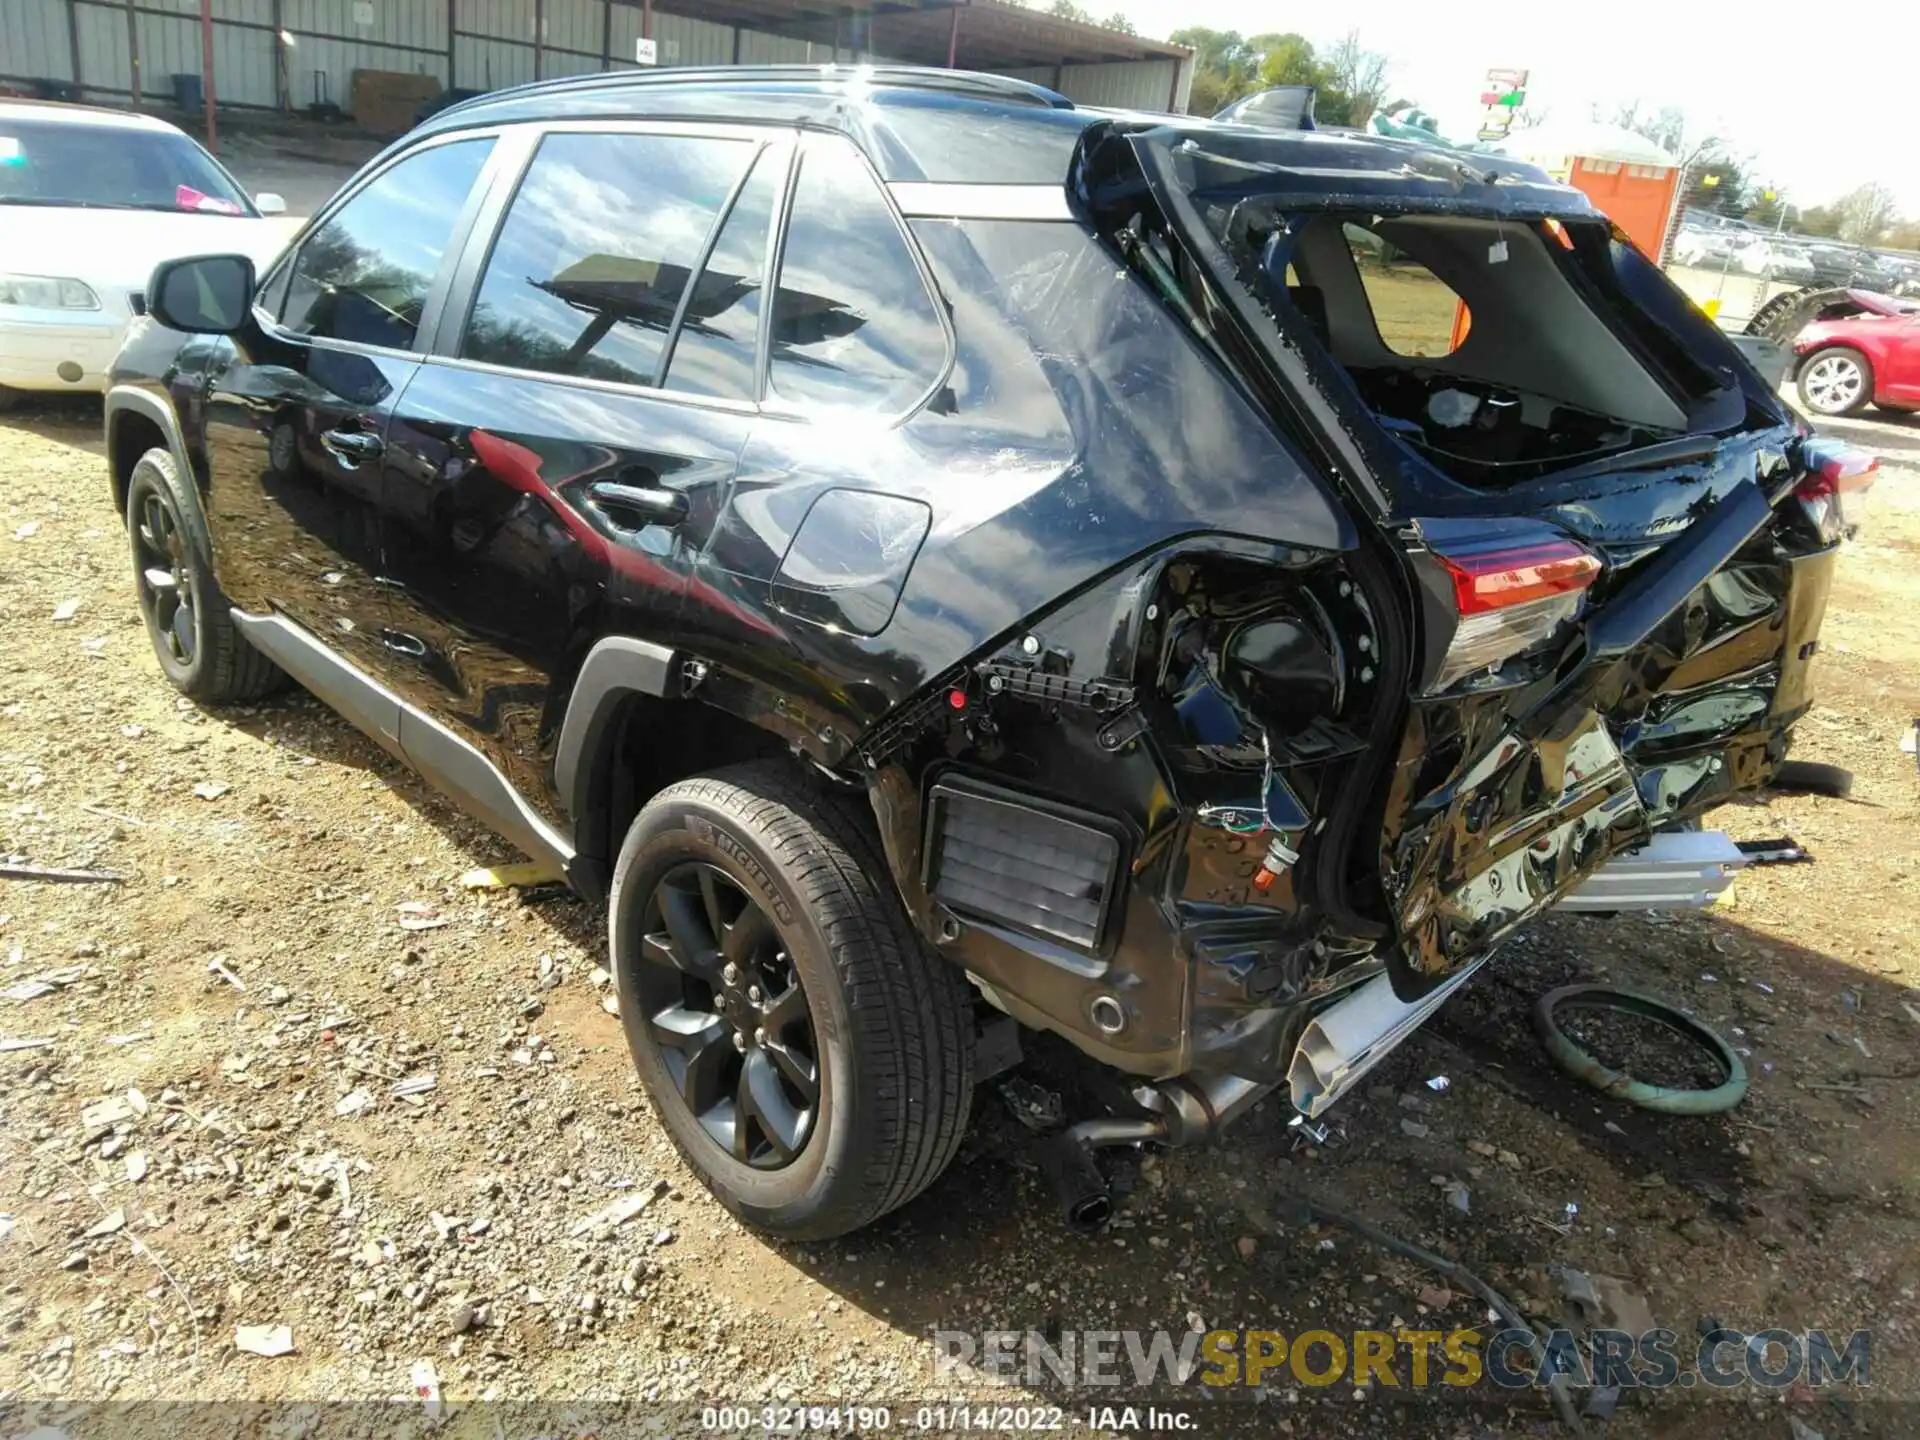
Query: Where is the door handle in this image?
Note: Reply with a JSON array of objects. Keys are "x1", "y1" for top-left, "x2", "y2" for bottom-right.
[
  {"x1": 587, "y1": 480, "x2": 689, "y2": 528},
  {"x1": 321, "y1": 428, "x2": 384, "y2": 464}
]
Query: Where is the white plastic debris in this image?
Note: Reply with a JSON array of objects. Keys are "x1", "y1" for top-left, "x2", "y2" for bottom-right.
[
  {"x1": 234, "y1": 1324, "x2": 294, "y2": 1357},
  {"x1": 390, "y1": 1074, "x2": 437, "y2": 1099},
  {"x1": 412, "y1": 1358, "x2": 443, "y2": 1418},
  {"x1": 192, "y1": 781, "x2": 230, "y2": 801},
  {"x1": 206, "y1": 956, "x2": 246, "y2": 990},
  {"x1": 334, "y1": 1088, "x2": 374, "y2": 1118},
  {"x1": 51, "y1": 599, "x2": 81, "y2": 623},
  {"x1": 395, "y1": 901, "x2": 447, "y2": 931},
  {"x1": 84, "y1": 1207, "x2": 126, "y2": 1238},
  {"x1": 1424, "y1": 1075, "x2": 1450, "y2": 1092},
  {"x1": 569, "y1": 1180, "x2": 667, "y2": 1237}
]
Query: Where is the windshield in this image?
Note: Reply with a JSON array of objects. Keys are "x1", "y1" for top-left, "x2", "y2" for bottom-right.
[{"x1": 0, "y1": 118, "x2": 253, "y2": 214}]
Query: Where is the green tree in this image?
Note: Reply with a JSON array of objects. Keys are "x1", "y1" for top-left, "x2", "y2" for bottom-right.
[
  {"x1": 1046, "y1": 0, "x2": 1094, "y2": 21},
  {"x1": 1102, "y1": 12, "x2": 1136, "y2": 34},
  {"x1": 1795, "y1": 204, "x2": 1844, "y2": 239},
  {"x1": 1169, "y1": 27, "x2": 1262, "y2": 117},
  {"x1": 1834, "y1": 183, "x2": 1900, "y2": 245}
]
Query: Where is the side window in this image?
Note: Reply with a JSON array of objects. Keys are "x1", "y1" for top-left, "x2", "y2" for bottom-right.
[
  {"x1": 280, "y1": 138, "x2": 493, "y2": 351},
  {"x1": 1341, "y1": 222, "x2": 1468, "y2": 359},
  {"x1": 661, "y1": 145, "x2": 784, "y2": 402},
  {"x1": 768, "y1": 135, "x2": 946, "y2": 413},
  {"x1": 461, "y1": 132, "x2": 754, "y2": 388}
]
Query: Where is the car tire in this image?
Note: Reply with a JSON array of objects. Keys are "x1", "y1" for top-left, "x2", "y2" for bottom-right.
[
  {"x1": 125, "y1": 447, "x2": 284, "y2": 703},
  {"x1": 1796, "y1": 347, "x2": 1873, "y2": 417},
  {"x1": 608, "y1": 760, "x2": 975, "y2": 1240}
]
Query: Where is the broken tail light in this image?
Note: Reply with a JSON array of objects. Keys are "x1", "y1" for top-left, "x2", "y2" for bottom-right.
[
  {"x1": 1795, "y1": 441, "x2": 1878, "y2": 544},
  {"x1": 1430, "y1": 537, "x2": 1602, "y2": 690}
]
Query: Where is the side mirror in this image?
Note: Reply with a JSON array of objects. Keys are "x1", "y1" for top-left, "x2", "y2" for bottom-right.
[
  {"x1": 254, "y1": 192, "x2": 287, "y2": 215},
  {"x1": 147, "y1": 254, "x2": 256, "y2": 335}
]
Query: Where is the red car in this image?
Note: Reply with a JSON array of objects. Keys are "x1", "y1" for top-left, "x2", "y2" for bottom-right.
[{"x1": 1793, "y1": 289, "x2": 1920, "y2": 416}]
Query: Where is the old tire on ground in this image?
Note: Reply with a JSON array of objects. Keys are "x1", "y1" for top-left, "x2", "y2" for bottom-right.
[
  {"x1": 1797, "y1": 346, "x2": 1873, "y2": 417},
  {"x1": 1771, "y1": 759, "x2": 1853, "y2": 799},
  {"x1": 125, "y1": 447, "x2": 283, "y2": 703},
  {"x1": 608, "y1": 761, "x2": 974, "y2": 1240}
]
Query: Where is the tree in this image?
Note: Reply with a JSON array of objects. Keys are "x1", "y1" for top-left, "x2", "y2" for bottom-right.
[
  {"x1": 1834, "y1": 183, "x2": 1900, "y2": 244},
  {"x1": 1046, "y1": 0, "x2": 1093, "y2": 20},
  {"x1": 1102, "y1": 12, "x2": 1136, "y2": 34},
  {"x1": 1168, "y1": 27, "x2": 1262, "y2": 117},
  {"x1": 1322, "y1": 29, "x2": 1390, "y2": 129},
  {"x1": 1795, "y1": 204, "x2": 1844, "y2": 240}
]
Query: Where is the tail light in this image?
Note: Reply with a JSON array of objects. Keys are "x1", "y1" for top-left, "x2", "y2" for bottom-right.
[
  {"x1": 1430, "y1": 537, "x2": 1602, "y2": 690},
  {"x1": 1796, "y1": 441, "x2": 1878, "y2": 543}
]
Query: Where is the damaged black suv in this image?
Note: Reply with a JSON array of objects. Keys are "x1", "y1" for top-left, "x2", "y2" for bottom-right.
[{"x1": 106, "y1": 66, "x2": 1869, "y2": 1239}]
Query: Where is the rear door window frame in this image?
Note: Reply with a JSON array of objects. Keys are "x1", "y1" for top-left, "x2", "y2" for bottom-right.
[{"x1": 428, "y1": 118, "x2": 789, "y2": 417}]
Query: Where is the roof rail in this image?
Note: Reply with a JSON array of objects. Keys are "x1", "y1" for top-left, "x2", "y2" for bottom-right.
[{"x1": 432, "y1": 64, "x2": 1073, "y2": 122}]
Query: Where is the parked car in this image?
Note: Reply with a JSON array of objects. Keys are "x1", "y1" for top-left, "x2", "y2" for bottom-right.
[
  {"x1": 1787, "y1": 289, "x2": 1920, "y2": 415},
  {"x1": 107, "y1": 65, "x2": 1868, "y2": 1239},
  {"x1": 0, "y1": 100, "x2": 289, "y2": 408},
  {"x1": 1672, "y1": 225, "x2": 1743, "y2": 267},
  {"x1": 1736, "y1": 237, "x2": 1818, "y2": 282}
]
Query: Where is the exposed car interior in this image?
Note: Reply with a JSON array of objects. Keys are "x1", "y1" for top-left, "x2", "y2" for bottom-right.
[{"x1": 1261, "y1": 213, "x2": 1689, "y2": 486}]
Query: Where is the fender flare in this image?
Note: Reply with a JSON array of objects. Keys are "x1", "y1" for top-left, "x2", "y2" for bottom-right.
[
  {"x1": 105, "y1": 384, "x2": 194, "y2": 509},
  {"x1": 554, "y1": 634, "x2": 681, "y2": 829}
]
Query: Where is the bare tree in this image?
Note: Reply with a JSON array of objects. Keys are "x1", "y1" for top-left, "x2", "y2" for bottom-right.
[
  {"x1": 1834, "y1": 183, "x2": 1900, "y2": 244},
  {"x1": 1324, "y1": 29, "x2": 1390, "y2": 129}
]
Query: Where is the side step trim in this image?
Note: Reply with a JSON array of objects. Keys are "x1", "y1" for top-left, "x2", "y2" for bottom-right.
[
  {"x1": 1555, "y1": 829, "x2": 1749, "y2": 913},
  {"x1": 231, "y1": 609, "x2": 574, "y2": 873},
  {"x1": 1288, "y1": 959, "x2": 1486, "y2": 1119}
]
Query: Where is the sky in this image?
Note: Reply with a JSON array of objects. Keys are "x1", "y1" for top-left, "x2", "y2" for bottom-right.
[{"x1": 1114, "y1": 0, "x2": 1920, "y2": 214}]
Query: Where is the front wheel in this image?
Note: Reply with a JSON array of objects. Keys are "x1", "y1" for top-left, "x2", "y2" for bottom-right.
[
  {"x1": 125, "y1": 447, "x2": 283, "y2": 702},
  {"x1": 1797, "y1": 347, "x2": 1874, "y2": 417},
  {"x1": 608, "y1": 761, "x2": 974, "y2": 1240}
]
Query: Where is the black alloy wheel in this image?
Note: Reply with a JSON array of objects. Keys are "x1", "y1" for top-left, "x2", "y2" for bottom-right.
[
  {"x1": 133, "y1": 484, "x2": 198, "y2": 669},
  {"x1": 631, "y1": 860, "x2": 820, "y2": 1169}
]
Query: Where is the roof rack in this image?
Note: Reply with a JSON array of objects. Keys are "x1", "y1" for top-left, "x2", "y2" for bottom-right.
[{"x1": 433, "y1": 64, "x2": 1073, "y2": 123}]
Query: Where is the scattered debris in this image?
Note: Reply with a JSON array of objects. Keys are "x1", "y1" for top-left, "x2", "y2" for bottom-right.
[
  {"x1": 14, "y1": 521, "x2": 41, "y2": 540},
  {"x1": 334, "y1": 1088, "x2": 374, "y2": 1119},
  {"x1": 1236, "y1": 1236, "x2": 1258, "y2": 1260},
  {"x1": 411, "y1": 1358, "x2": 444, "y2": 1418},
  {"x1": 1443, "y1": 1181, "x2": 1470, "y2": 1214},
  {"x1": 391, "y1": 1073, "x2": 437, "y2": 1100},
  {"x1": 570, "y1": 1180, "x2": 668, "y2": 1237},
  {"x1": 125, "y1": 1152, "x2": 149, "y2": 1183},
  {"x1": 84, "y1": 1207, "x2": 127, "y2": 1238},
  {"x1": 0, "y1": 1036, "x2": 55, "y2": 1052},
  {"x1": 1424, "y1": 1075, "x2": 1450, "y2": 1092},
  {"x1": 459, "y1": 862, "x2": 563, "y2": 890},
  {"x1": 206, "y1": 955, "x2": 246, "y2": 990},
  {"x1": 0, "y1": 863, "x2": 124, "y2": 885},
  {"x1": 234, "y1": 1324, "x2": 295, "y2": 1357},
  {"x1": 51, "y1": 599, "x2": 81, "y2": 623},
  {"x1": 192, "y1": 781, "x2": 231, "y2": 801},
  {"x1": 1415, "y1": 1285, "x2": 1453, "y2": 1311},
  {"x1": 81, "y1": 1095, "x2": 137, "y2": 1129},
  {"x1": 395, "y1": 901, "x2": 447, "y2": 931},
  {"x1": 1398, "y1": 1118, "x2": 1430, "y2": 1139}
]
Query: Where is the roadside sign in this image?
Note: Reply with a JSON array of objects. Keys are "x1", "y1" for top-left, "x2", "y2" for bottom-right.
[
  {"x1": 635, "y1": 37, "x2": 657, "y2": 65},
  {"x1": 1477, "y1": 66, "x2": 1529, "y2": 139}
]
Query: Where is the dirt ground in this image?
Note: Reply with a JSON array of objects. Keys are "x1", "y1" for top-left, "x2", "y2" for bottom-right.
[{"x1": 2, "y1": 391, "x2": 1919, "y2": 1440}]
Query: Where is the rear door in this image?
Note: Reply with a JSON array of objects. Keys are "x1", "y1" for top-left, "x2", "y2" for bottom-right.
[
  {"x1": 196, "y1": 132, "x2": 499, "y2": 683},
  {"x1": 374, "y1": 122, "x2": 784, "y2": 827}
]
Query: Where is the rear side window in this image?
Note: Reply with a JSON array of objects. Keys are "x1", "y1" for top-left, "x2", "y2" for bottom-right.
[
  {"x1": 768, "y1": 135, "x2": 946, "y2": 413},
  {"x1": 1342, "y1": 222, "x2": 1467, "y2": 358},
  {"x1": 461, "y1": 131, "x2": 755, "y2": 388},
  {"x1": 280, "y1": 138, "x2": 493, "y2": 351},
  {"x1": 662, "y1": 144, "x2": 785, "y2": 403}
]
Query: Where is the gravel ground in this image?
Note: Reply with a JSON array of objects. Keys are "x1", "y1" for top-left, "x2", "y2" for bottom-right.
[{"x1": 2, "y1": 395, "x2": 1919, "y2": 1439}]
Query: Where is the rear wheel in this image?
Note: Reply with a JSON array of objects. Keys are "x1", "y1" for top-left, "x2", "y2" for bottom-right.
[
  {"x1": 125, "y1": 448, "x2": 283, "y2": 702},
  {"x1": 608, "y1": 761, "x2": 974, "y2": 1239},
  {"x1": 1797, "y1": 347, "x2": 1873, "y2": 417}
]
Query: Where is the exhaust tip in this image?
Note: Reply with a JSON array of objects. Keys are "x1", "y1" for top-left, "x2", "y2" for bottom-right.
[{"x1": 1065, "y1": 1192, "x2": 1113, "y2": 1232}]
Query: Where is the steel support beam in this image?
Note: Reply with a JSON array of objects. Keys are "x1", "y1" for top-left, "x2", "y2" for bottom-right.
[{"x1": 199, "y1": 0, "x2": 217, "y2": 151}]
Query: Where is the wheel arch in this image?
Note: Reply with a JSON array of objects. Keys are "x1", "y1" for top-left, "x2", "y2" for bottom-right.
[
  {"x1": 557, "y1": 637, "x2": 790, "y2": 902},
  {"x1": 105, "y1": 386, "x2": 192, "y2": 521}
]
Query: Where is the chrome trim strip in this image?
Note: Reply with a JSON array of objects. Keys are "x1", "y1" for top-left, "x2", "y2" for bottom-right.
[
  {"x1": 231, "y1": 609, "x2": 573, "y2": 871},
  {"x1": 888, "y1": 183, "x2": 1076, "y2": 222}
]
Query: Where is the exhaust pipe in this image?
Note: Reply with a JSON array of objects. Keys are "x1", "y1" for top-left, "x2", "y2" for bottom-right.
[{"x1": 1288, "y1": 960, "x2": 1485, "y2": 1118}]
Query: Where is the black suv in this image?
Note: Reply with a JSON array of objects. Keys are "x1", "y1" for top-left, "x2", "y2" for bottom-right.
[{"x1": 107, "y1": 66, "x2": 1862, "y2": 1240}]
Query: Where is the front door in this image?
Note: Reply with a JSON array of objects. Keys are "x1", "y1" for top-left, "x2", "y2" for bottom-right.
[
  {"x1": 376, "y1": 125, "x2": 787, "y2": 827},
  {"x1": 196, "y1": 133, "x2": 500, "y2": 682}
]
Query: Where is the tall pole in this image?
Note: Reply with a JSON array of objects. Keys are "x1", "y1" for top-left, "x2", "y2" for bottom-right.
[
  {"x1": 125, "y1": 0, "x2": 141, "y2": 106},
  {"x1": 199, "y1": 0, "x2": 218, "y2": 152},
  {"x1": 945, "y1": 3, "x2": 960, "y2": 67}
]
